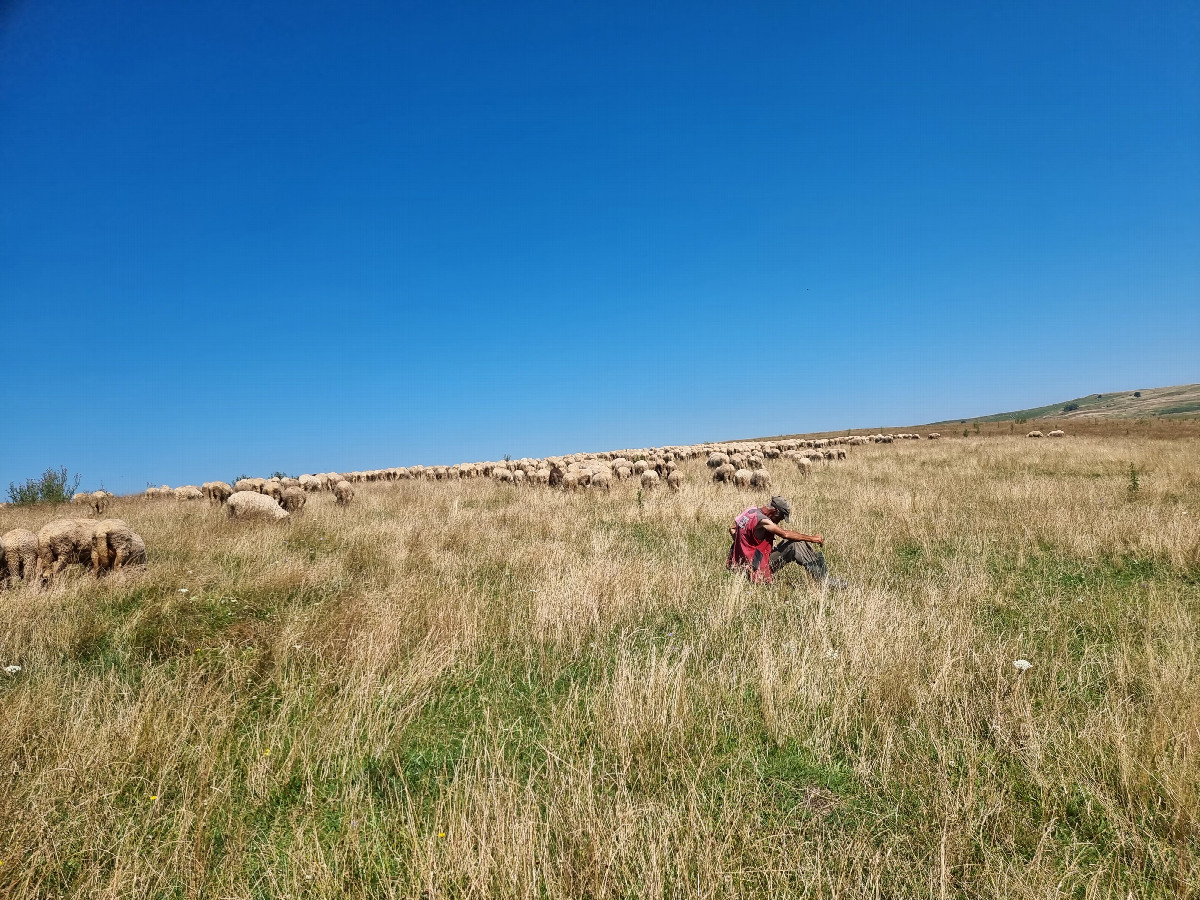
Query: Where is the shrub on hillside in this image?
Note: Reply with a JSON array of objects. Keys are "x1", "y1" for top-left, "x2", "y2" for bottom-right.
[{"x1": 7, "y1": 465, "x2": 80, "y2": 506}]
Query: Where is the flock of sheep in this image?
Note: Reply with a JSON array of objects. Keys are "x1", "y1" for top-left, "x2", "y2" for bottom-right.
[
  {"x1": 1, "y1": 516, "x2": 145, "y2": 589},
  {"x1": 117, "y1": 431, "x2": 969, "y2": 521},
  {"x1": 1, "y1": 427, "x2": 1067, "y2": 588}
]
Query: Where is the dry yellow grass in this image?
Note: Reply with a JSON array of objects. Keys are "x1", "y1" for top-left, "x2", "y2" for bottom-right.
[{"x1": 1, "y1": 430, "x2": 1198, "y2": 898}]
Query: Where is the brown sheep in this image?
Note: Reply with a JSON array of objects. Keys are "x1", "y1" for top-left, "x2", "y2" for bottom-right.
[
  {"x1": 749, "y1": 469, "x2": 771, "y2": 490},
  {"x1": 667, "y1": 470, "x2": 683, "y2": 491},
  {"x1": 91, "y1": 519, "x2": 146, "y2": 574},
  {"x1": 281, "y1": 486, "x2": 307, "y2": 513},
  {"x1": 712, "y1": 463, "x2": 736, "y2": 484},
  {"x1": 1, "y1": 528, "x2": 38, "y2": 586},
  {"x1": 640, "y1": 470, "x2": 659, "y2": 490},
  {"x1": 733, "y1": 468, "x2": 752, "y2": 488},
  {"x1": 203, "y1": 481, "x2": 234, "y2": 503},
  {"x1": 36, "y1": 518, "x2": 97, "y2": 582},
  {"x1": 333, "y1": 480, "x2": 354, "y2": 506}
]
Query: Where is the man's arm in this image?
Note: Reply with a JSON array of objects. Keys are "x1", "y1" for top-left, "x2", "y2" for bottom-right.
[{"x1": 760, "y1": 520, "x2": 823, "y2": 545}]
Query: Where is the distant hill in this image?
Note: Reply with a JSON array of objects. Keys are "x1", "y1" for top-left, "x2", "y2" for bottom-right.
[{"x1": 939, "y1": 383, "x2": 1200, "y2": 424}]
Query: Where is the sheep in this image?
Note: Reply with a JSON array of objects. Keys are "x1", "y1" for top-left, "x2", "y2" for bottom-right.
[
  {"x1": 281, "y1": 486, "x2": 307, "y2": 513},
  {"x1": 640, "y1": 470, "x2": 659, "y2": 490},
  {"x1": 633, "y1": 460, "x2": 649, "y2": 476},
  {"x1": 1048, "y1": 430, "x2": 1065, "y2": 438},
  {"x1": 333, "y1": 481, "x2": 354, "y2": 506},
  {"x1": 261, "y1": 481, "x2": 284, "y2": 502},
  {"x1": 614, "y1": 465, "x2": 632, "y2": 481},
  {"x1": 836, "y1": 449, "x2": 847, "y2": 460},
  {"x1": 733, "y1": 468, "x2": 752, "y2": 488},
  {"x1": 512, "y1": 469, "x2": 527, "y2": 486},
  {"x1": 794, "y1": 457, "x2": 812, "y2": 477},
  {"x1": 226, "y1": 491, "x2": 289, "y2": 520},
  {"x1": 492, "y1": 468, "x2": 514, "y2": 484},
  {"x1": 590, "y1": 470, "x2": 612, "y2": 491},
  {"x1": 71, "y1": 492, "x2": 91, "y2": 509},
  {"x1": 927, "y1": 433, "x2": 941, "y2": 440},
  {"x1": 203, "y1": 481, "x2": 234, "y2": 503},
  {"x1": 1, "y1": 528, "x2": 38, "y2": 586},
  {"x1": 88, "y1": 490, "x2": 113, "y2": 515},
  {"x1": 145, "y1": 485, "x2": 172, "y2": 500},
  {"x1": 667, "y1": 470, "x2": 683, "y2": 491},
  {"x1": 298, "y1": 474, "x2": 321, "y2": 492},
  {"x1": 233, "y1": 478, "x2": 259, "y2": 493},
  {"x1": 562, "y1": 472, "x2": 581, "y2": 492},
  {"x1": 712, "y1": 463, "x2": 736, "y2": 484},
  {"x1": 174, "y1": 485, "x2": 204, "y2": 501},
  {"x1": 748, "y1": 455, "x2": 766, "y2": 470},
  {"x1": 750, "y1": 469, "x2": 771, "y2": 490},
  {"x1": 91, "y1": 519, "x2": 146, "y2": 574},
  {"x1": 36, "y1": 518, "x2": 97, "y2": 582},
  {"x1": 1026, "y1": 430, "x2": 1044, "y2": 438}
]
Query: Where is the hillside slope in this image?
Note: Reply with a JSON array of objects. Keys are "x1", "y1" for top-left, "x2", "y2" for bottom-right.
[{"x1": 939, "y1": 383, "x2": 1200, "y2": 424}]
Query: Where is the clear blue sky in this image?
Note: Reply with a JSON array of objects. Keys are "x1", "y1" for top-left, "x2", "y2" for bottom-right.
[{"x1": 3, "y1": 1, "x2": 1197, "y2": 494}]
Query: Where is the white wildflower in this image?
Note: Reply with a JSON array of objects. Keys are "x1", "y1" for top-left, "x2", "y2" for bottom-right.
[
  {"x1": 3, "y1": 665, "x2": 21, "y2": 676},
  {"x1": 1013, "y1": 659, "x2": 1032, "y2": 672}
]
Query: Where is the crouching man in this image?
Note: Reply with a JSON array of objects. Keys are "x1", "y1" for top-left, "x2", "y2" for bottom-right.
[{"x1": 726, "y1": 495, "x2": 834, "y2": 585}]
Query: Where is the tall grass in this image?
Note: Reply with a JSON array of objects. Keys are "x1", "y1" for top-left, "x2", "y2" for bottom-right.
[{"x1": 1, "y1": 432, "x2": 1198, "y2": 898}]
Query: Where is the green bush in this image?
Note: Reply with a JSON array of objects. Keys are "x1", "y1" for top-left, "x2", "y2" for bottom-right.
[
  {"x1": 1063, "y1": 402, "x2": 1080, "y2": 412},
  {"x1": 8, "y1": 466, "x2": 81, "y2": 506}
]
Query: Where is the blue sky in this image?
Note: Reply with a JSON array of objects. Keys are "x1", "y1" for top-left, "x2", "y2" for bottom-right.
[{"x1": 2, "y1": 1, "x2": 1197, "y2": 494}]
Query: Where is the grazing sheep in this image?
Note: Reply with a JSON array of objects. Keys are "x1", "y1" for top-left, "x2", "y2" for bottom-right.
[
  {"x1": 281, "y1": 486, "x2": 307, "y2": 513},
  {"x1": 333, "y1": 481, "x2": 354, "y2": 506},
  {"x1": 174, "y1": 485, "x2": 204, "y2": 501},
  {"x1": 927, "y1": 433, "x2": 941, "y2": 440},
  {"x1": 1048, "y1": 430, "x2": 1065, "y2": 438},
  {"x1": 590, "y1": 470, "x2": 612, "y2": 491},
  {"x1": 261, "y1": 481, "x2": 284, "y2": 502},
  {"x1": 36, "y1": 518, "x2": 97, "y2": 582},
  {"x1": 227, "y1": 491, "x2": 289, "y2": 520},
  {"x1": 89, "y1": 491, "x2": 112, "y2": 515},
  {"x1": 562, "y1": 472, "x2": 581, "y2": 492},
  {"x1": 712, "y1": 463, "x2": 736, "y2": 484},
  {"x1": 233, "y1": 478, "x2": 259, "y2": 493},
  {"x1": 750, "y1": 469, "x2": 771, "y2": 490},
  {"x1": 1, "y1": 528, "x2": 38, "y2": 585},
  {"x1": 667, "y1": 470, "x2": 683, "y2": 491},
  {"x1": 71, "y1": 493, "x2": 91, "y2": 509},
  {"x1": 145, "y1": 485, "x2": 172, "y2": 500},
  {"x1": 733, "y1": 468, "x2": 752, "y2": 488},
  {"x1": 633, "y1": 460, "x2": 649, "y2": 476},
  {"x1": 640, "y1": 470, "x2": 659, "y2": 490},
  {"x1": 1026, "y1": 430, "x2": 1044, "y2": 438},
  {"x1": 835, "y1": 449, "x2": 847, "y2": 460},
  {"x1": 492, "y1": 468, "x2": 514, "y2": 484},
  {"x1": 91, "y1": 519, "x2": 146, "y2": 574},
  {"x1": 203, "y1": 481, "x2": 234, "y2": 503},
  {"x1": 298, "y1": 474, "x2": 321, "y2": 492},
  {"x1": 512, "y1": 469, "x2": 527, "y2": 486},
  {"x1": 795, "y1": 457, "x2": 812, "y2": 477}
]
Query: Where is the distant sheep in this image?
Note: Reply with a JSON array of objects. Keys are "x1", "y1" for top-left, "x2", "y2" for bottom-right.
[
  {"x1": 298, "y1": 474, "x2": 321, "y2": 492},
  {"x1": 90, "y1": 491, "x2": 113, "y2": 515},
  {"x1": 927, "y1": 433, "x2": 941, "y2": 440},
  {"x1": 226, "y1": 491, "x2": 289, "y2": 521},
  {"x1": 145, "y1": 486, "x2": 172, "y2": 500},
  {"x1": 1, "y1": 528, "x2": 38, "y2": 585},
  {"x1": 712, "y1": 463, "x2": 736, "y2": 484},
  {"x1": 1027, "y1": 430, "x2": 1044, "y2": 438},
  {"x1": 333, "y1": 481, "x2": 354, "y2": 506},
  {"x1": 174, "y1": 485, "x2": 203, "y2": 501},
  {"x1": 794, "y1": 458, "x2": 811, "y2": 477},
  {"x1": 261, "y1": 481, "x2": 284, "y2": 502},
  {"x1": 733, "y1": 468, "x2": 752, "y2": 488},
  {"x1": 91, "y1": 519, "x2": 146, "y2": 574},
  {"x1": 667, "y1": 470, "x2": 683, "y2": 491},
  {"x1": 590, "y1": 470, "x2": 612, "y2": 491},
  {"x1": 640, "y1": 470, "x2": 659, "y2": 490},
  {"x1": 203, "y1": 481, "x2": 234, "y2": 503},
  {"x1": 36, "y1": 518, "x2": 97, "y2": 582},
  {"x1": 749, "y1": 469, "x2": 771, "y2": 490},
  {"x1": 1048, "y1": 430, "x2": 1065, "y2": 438},
  {"x1": 281, "y1": 486, "x2": 307, "y2": 513}
]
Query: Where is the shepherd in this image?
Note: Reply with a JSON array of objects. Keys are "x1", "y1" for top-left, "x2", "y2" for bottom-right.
[{"x1": 726, "y1": 495, "x2": 833, "y2": 585}]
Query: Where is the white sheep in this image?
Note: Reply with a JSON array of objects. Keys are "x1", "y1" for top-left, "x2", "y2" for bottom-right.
[
  {"x1": 91, "y1": 519, "x2": 146, "y2": 574},
  {"x1": 667, "y1": 470, "x2": 683, "y2": 491},
  {"x1": 590, "y1": 470, "x2": 612, "y2": 491},
  {"x1": 174, "y1": 485, "x2": 204, "y2": 501},
  {"x1": 733, "y1": 468, "x2": 752, "y2": 488},
  {"x1": 794, "y1": 457, "x2": 812, "y2": 477},
  {"x1": 226, "y1": 491, "x2": 289, "y2": 521},
  {"x1": 749, "y1": 469, "x2": 771, "y2": 490},
  {"x1": 1027, "y1": 430, "x2": 1044, "y2": 438},
  {"x1": 333, "y1": 481, "x2": 354, "y2": 506},
  {"x1": 1, "y1": 528, "x2": 38, "y2": 585},
  {"x1": 712, "y1": 463, "x2": 736, "y2": 484},
  {"x1": 36, "y1": 518, "x2": 97, "y2": 582},
  {"x1": 927, "y1": 433, "x2": 941, "y2": 440},
  {"x1": 640, "y1": 470, "x2": 659, "y2": 490},
  {"x1": 1048, "y1": 430, "x2": 1065, "y2": 438}
]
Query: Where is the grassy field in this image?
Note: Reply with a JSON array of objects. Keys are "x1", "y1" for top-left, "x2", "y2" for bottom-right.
[
  {"x1": 930, "y1": 383, "x2": 1200, "y2": 425},
  {"x1": 2, "y1": 428, "x2": 1199, "y2": 898}
]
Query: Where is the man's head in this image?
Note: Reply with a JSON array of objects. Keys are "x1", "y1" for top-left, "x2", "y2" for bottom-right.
[{"x1": 766, "y1": 495, "x2": 791, "y2": 522}]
